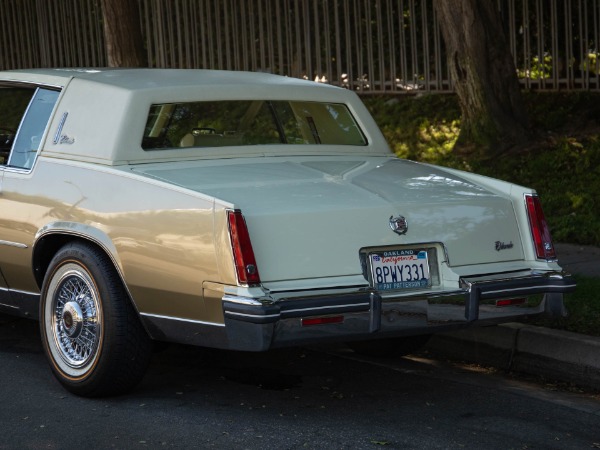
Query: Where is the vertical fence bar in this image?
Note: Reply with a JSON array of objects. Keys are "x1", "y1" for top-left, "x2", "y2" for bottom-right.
[
  {"x1": 375, "y1": 0, "x2": 385, "y2": 91},
  {"x1": 398, "y1": 0, "x2": 408, "y2": 90},
  {"x1": 550, "y1": 0, "x2": 559, "y2": 89},
  {"x1": 294, "y1": 0, "x2": 303, "y2": 77},
  {"x1": 421, "y1": 0, "x2": 430, "y2": 91},
  {"x1": 274, "y1": 1, "x2": 284, "y2": 75},
  {"x1": 581, "y1": 0, "x2": 589, "y2": 89},
  {"x1": 592, "y1": 2, "x2": 600, "y2": 89},
  {"x1": 385, "y1": 0, "x2": 395, "y2": 91},
  {"x1": 302, "y1": 0, "x2": 311, "y2": 79},
  {"x1": 365, "y1": 0, "x2": 375, "y2": 90},
  {"x1": 523, "y1": 0, "x2": 531, "y2": 89},
  {"x1": 321, "y1": 0, "x2": 331, "y2": 82},
  {"x1": 314, "y1": 0, "x2": 323, "y2": 79},
  {"x1": 536, "y1": 0, "x2": 545, "y2": 89},
  {"x1": 265, "y1": 0, "x2": 275, "y2": 73},
  {"x1": 333, "y1": 0, "x2": 342, "y2": 86},
  {"x1": 432, "y1": 2, "x2": 444, "y2": 90},
  {"x1": 565, "y1": 0, "x2": 574, "y2": 88},
  {"x1": 351, "y1": 2, "x2": 369, "y2": 91}
]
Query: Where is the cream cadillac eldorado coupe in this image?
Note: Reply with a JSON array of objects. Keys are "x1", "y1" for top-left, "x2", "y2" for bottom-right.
[{"x1": 0, "y1": 68, "x2": 575, "y2": 396}]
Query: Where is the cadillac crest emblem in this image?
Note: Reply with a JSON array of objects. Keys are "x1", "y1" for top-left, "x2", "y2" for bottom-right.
[{"x1": 389, "y1": 215, "x2": 408, "y2": 235}]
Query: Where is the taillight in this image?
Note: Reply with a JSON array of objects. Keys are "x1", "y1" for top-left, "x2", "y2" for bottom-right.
[
  {"x1": 525, "y1": 194, "x2": 556, "y2": 260},
  {"x1": 227, "y1": 210, "x2": 261, "y2": 285}
]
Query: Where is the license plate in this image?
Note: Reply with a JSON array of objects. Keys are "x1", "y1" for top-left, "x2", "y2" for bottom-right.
[{"x1": 369, "y1": 249, "x2": 430, "y2": 291}]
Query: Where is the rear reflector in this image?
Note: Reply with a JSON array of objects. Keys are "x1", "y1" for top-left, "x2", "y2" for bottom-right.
[
  {"x1": 301, "y1": 316, "x2": 344, "y2": 327},
  {"x1": 227, "y1": 210, "x2": 261, "y2": 285},
  {"x1": 525, "y1": 194, "x2": 556, "y2": 260},
  {"x1": 496, "y1": 297, "x2": 527, "y2": 307}
]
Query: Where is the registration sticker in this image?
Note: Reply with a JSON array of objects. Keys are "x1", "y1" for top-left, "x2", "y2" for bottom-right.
[{"x1": 369, "y1": 249, "x2": 430, "y2": 291}]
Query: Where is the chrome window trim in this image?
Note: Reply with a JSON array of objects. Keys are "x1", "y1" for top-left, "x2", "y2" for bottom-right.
[{"x1": 0, "y1": 80, "x2": 64, "y2": 90}]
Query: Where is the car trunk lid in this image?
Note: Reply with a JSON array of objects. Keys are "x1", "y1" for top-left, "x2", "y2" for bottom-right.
[{"x1": 132, "y1": 156, "x2": 524, "y2": 283}]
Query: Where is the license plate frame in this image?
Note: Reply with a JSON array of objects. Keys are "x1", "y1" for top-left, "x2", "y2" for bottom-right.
[{"x1": 368, "y1": 248, "x2": 431, "y2": 291}]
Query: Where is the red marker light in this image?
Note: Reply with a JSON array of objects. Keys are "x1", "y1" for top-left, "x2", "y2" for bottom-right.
[
  {"x1": 301, "y1": 316, "x2": 344, "y2": 327},
  {"x1": 496, "y1": 298, "x2": 527, "y2": 307}
]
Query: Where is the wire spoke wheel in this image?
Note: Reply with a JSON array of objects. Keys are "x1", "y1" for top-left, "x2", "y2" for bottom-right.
[{"x1": 40, "y1": 242, "x2": 152, "y2": 397}]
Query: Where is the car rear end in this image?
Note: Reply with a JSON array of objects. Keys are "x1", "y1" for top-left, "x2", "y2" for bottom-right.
[{"x1": 208, "y1": 157, "x2": 576, "y2": 351}]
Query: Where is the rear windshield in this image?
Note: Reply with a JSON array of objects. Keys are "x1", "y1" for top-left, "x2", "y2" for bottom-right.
[{"x1": 142, "y1": 100, "x2": 367, "y2": 150}]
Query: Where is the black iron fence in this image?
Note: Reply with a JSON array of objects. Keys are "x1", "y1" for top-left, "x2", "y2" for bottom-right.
[{"x1": 1, "y1": 0, "x2": 599, "y2": 93}]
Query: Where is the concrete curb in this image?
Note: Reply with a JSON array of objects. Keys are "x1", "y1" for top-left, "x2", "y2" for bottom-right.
[
  {"x1": 422, "y1": 243, "x2": 600, "y2": 390},
  {"x1": 425, "y1": 323, "x2": 600, "y2": 391}
]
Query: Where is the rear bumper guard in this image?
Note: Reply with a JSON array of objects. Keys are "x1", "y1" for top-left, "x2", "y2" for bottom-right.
[{"x1": 460, "y1": 270, "x2": 576, "y2": 321}]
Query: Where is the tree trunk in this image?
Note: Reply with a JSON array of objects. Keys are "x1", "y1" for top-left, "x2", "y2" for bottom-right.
[
  {"x1": 433, "y1": 0, "x2": 529, "y2": 156},
  {"x1": 101, "y1": 0, "x2": 147, "y2": 67}
]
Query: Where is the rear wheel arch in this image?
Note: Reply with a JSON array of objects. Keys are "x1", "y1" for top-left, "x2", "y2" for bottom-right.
[{"x1": 32, "y1": 224, "x2": 125, "y2": 291}]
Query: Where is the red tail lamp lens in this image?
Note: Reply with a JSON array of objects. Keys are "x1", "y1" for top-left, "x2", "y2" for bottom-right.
[
  {"x1": 525, "y1": 194, "x2": 556, "y2": 260},
  {"x1": 227, "y1": 210, "x2": 261, "y2": 285}
]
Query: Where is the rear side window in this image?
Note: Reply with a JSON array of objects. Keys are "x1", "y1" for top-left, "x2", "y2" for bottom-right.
[
  {"x1": 0, "y1": 86, "x2": 59, "y2": 169},
  {"x1": 8, "y1": 88, "x2": 60, "y2": 169},
  {"x1": 142, "y1": 100, "x2": 367, "y2": 150}
]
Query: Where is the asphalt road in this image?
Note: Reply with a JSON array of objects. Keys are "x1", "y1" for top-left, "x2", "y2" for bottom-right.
[{"x1": 1, "y1": 314, "x2": 599, "y2": 449}]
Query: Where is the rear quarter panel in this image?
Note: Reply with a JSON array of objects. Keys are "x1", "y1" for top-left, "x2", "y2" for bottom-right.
[{"x1": 0, "y1": 157, "x2": 225, "y2": 322}]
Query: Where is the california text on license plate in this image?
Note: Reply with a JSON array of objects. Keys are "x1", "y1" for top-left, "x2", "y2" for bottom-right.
[{"x1": 369, "y1": 249, "x2": 430, "y2": 291}]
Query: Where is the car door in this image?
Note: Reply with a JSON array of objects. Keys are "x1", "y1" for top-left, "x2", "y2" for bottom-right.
[
  {"x1": 0, "y1": 85, "x2": 60, "y2": 308},
  {"x1": 0, "y1": 85, "x2": 34, "y2": 296}
]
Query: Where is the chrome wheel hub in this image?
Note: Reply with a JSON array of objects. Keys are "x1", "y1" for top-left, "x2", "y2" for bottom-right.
[{"x1": 61, "y1": 301, "x2": 84, "y2": 338}]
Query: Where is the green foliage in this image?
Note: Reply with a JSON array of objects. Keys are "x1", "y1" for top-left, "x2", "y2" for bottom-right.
[
  {"x1": 517, "y1": 54, "x2": 552, "y2": 79},
  {"x1": 524, "y1": 91, "x2": 600, "y2": 131},
  {"x1": 581, "y1": 52, "x2": 599, "y2": 75},
  {"x1": 473, "y1": 136, "x2": 600, "y2": 246},
  {"x1": 363, "y1": 95, "x2": 462, "y2": 167}
]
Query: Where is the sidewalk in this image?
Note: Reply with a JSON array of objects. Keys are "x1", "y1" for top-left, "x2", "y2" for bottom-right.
[{"x1": 425, "y1": 243, "x2": 600, "y2": 391}]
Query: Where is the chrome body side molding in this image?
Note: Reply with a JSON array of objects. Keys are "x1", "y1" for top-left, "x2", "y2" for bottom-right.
[{"x1": 0, "y1": 287, "x2": 39, "y2": 318}]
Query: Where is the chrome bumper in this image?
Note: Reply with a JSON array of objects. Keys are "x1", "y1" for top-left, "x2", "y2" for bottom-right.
[{"x1": 221, "y1": 270, "x2": 576, "y2": 351}]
